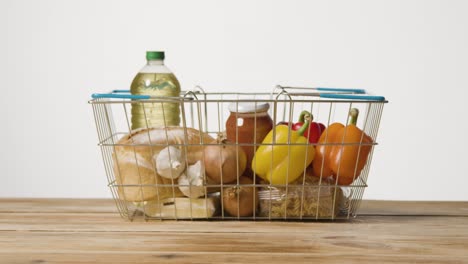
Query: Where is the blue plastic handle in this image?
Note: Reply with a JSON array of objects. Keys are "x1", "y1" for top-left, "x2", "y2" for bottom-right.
[
  {"x1": 319, "y1": 93, "x2": 386, "y2": 101},
  {"x1": 316, "y1": 87, "x2": 366, "y2": 94},
  {"x1": 91, "y1": 93, "x2": 150, "y2": 99}
]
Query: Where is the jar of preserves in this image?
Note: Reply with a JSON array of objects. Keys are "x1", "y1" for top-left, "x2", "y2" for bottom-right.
[{"x1": 226, "y1": 102, "x2": 273, "y2": 176}]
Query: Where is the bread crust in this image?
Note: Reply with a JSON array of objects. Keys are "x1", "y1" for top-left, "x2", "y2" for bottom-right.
[{"x1": 113, "y1": 127, "x2": 214, "y2": 202}]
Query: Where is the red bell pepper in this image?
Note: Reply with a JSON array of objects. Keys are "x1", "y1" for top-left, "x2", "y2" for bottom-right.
[
  {"x1": 291, "y1": 111, "x2": 326, "y2": 144},
  {"x1": 278, "y1": 111, "x2": 326, "y2": 144}
]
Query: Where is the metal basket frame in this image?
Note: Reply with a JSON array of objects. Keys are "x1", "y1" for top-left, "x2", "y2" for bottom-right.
[{"x1": 89, "y1": 85, "x2": 387, "y2": 221}]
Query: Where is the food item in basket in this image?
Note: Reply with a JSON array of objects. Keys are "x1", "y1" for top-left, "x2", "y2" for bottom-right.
[
  {"x1": 178, "y1": 161, "x2": 205, "y2": 198},
  {"x1": 203, "y1": 137, "x2": 247, "y2": 184},
  {"x1": 251, "y1": 114, "x2": 315, "y2": 185},
  {"x1": 222, "y1": 176, "x2": 258, "y2": 217},
  {"x1": 156, "y1": 146, "x2": 185, "y2": 179},
  {"x1": 291, "y1": 111, "x2": 326, "y2": 144},
  {"x1": 312, "y1": 108, "x2": 372, "y2": 185},
  {"x1": 130, "y1": 51, "x2": 181, "y2": 129},
  {"x1": 226, "y1": 102, "x2": 273, "y2": 174},
  {"x1": 113, "y1": 127, "x2": 214, "y2": 202},
  {"x1": 142, "y1": 195, "x2": 219, "y2": 218},
  {"x1": 258, "y1": 174, "x2": 344, "y2": 218}
]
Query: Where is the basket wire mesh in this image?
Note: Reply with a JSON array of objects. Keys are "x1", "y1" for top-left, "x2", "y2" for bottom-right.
[{"x1": 89, "y1": 86, "x2": 386, "y2": 221}]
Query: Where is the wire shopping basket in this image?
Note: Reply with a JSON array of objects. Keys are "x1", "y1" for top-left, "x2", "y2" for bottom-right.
[{"x1": 89, "y1": 85, "x2": 387, "y2": 221}]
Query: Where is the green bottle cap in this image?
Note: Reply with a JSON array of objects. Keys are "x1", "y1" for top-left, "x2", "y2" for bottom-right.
[{"x1": 146, "y1": 51, "x2": 165, "y2": 60}]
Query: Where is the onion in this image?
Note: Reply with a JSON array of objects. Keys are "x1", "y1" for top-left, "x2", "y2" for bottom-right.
[
  {"x1": 223, "y1": 176, "x2": 258, "y2": 217},
  {"x1": 203, "y1": 138, "x2": 247, "y2": 184}
]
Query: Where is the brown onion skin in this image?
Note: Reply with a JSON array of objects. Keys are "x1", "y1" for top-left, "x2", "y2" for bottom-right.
[
  {"x1": 203, "y1": 140, "x2": 247, "y2": 184},
  {"x1": 223, "y1": 176, "x2": 258, "y2": 217}
]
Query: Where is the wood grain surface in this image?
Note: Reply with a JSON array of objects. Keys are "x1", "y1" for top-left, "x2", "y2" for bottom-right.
[{"x1": 1, "y1": 199, "x2": 467, "y2": 264}]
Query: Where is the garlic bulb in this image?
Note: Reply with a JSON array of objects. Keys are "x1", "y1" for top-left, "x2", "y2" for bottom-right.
[
  {"x1": 155, "y1": 146, "x2": 185, "y2": 179},
  {"x1": 178, "y1": 161, "x2": 205, "y2": 198}
]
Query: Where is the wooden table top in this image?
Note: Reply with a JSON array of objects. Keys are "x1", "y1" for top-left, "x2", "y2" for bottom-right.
[{"x1": 1, "y1": 199, "x2": 467, "y2": 263}]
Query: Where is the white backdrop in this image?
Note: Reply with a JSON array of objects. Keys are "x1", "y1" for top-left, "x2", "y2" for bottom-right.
[{"x1": 1, "y1": 0, "x2": 467, "y2": 200}]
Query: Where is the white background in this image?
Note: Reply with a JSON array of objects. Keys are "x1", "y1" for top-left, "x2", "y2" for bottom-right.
[{"x1": 1, "y1": 0, "x2": 467, "y2": 200}]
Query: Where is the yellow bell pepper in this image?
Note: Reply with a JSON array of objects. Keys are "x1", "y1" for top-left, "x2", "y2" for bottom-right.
[{"x1": 251, "y1": 111, "x2": 315, "y2": 185}]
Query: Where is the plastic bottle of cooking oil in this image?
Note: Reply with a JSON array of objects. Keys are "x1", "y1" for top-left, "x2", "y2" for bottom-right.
[{"x1": 130, "y1": 51, "x2": 181, "y2": 129}]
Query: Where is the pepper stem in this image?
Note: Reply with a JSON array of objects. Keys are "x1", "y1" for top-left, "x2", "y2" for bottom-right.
[
  {"x1": 297, "y1": 111, "x2": 311, "y2": 136},
  {"x1": 348, "y1": 108, "x2": 359, "y2": 125},
  {"x1": 298, "y1": 110, "x2": 314, "y2": 123}
]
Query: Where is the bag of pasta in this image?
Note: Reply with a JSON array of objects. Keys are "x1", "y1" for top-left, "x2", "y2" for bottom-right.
[{"x1": 258, "y1": 171, "x2": 348, "y2": 218}]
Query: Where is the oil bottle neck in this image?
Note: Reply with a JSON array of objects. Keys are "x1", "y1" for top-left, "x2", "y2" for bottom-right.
[{"x1": 147, "y1": 59, "x2": 164, "y2": 66}]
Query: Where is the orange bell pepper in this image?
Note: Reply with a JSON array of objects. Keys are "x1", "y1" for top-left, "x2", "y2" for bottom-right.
[{"x1": 312, "y1": 108, "x2": 373, "y2": 185}]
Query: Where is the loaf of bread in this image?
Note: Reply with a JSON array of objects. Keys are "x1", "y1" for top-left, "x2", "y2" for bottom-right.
[{"x1": 112, "y1": 127, "x2": 215, "y2": 202}]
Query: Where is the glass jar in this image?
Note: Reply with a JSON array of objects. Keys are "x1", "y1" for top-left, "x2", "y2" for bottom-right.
[{"x1": 226, "y1": 102, "x2": 273, "y2": 175}]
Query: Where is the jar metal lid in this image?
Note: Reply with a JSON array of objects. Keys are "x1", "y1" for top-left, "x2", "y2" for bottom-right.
[{"x1": 228, "y1": 102, "x2": 270, "y2": 113}]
